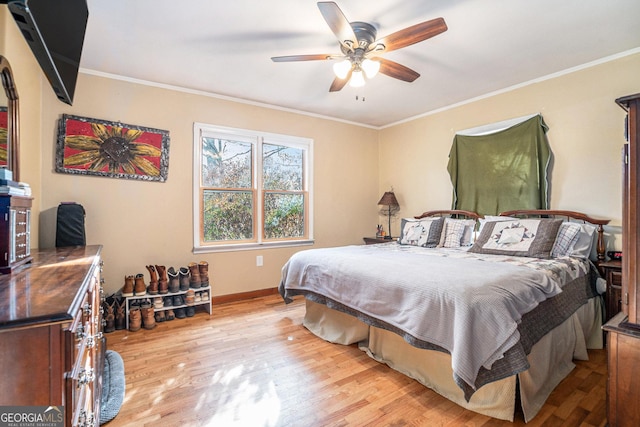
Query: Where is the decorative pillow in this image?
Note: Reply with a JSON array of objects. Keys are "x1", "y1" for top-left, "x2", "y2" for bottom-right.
[
  {"x1": 567, "y1": 223, "x2": 597, "y2": 259},
  {"x1": 498, "y1": 227, "x2": 525, "y2": 244},
  {"x1": 442, "y1": 220, "x2": 467, "y2": 248},
  {"x1": 551, "y1": 222, "x2": 582, "y2": 258},
  {"x1": 438, "y1": 218, "x2": 477, "y2": 247},
  {"x1": 469, "y1": 218, "x2": 563, "y2": 258},
  {"x1": 399, "y1": 217, "x2": 445, "y2": 247},
  {"x1": 478, "y1": 216, "x2": 518, "y2": 234}
]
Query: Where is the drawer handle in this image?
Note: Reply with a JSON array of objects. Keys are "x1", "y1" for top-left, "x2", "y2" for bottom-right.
[
  {"x1": 76, "y1": 325, "x2": 85, "y2": 341},
  {"x1": 78, "y1": 409, "x2": 96, "y2": 427},
  {"x1": 78, "y1": 368, "x2": 95, "y2": 386},
  {"x1": 83, "y1": 302, "x2": 92, "y2": 317}
]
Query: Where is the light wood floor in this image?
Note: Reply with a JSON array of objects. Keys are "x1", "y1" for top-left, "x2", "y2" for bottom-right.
[{"x1": 105, "y1": 294, "x2": 608, "y2": 427}]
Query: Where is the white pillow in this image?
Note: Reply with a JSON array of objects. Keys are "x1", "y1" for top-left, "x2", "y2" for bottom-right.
[{"x1": 567, "y1": 223, "x2": 597, "y2": 259}]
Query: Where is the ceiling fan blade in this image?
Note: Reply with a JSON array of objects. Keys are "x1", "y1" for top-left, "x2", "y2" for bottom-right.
[
  {"x1": 378, "y1": 58, "x2": 420, "y2": 82},
  {"x1": 374, "y1": 17, "x2": 447, "y2": 53},
  {"x1": 271, "y1": 54, "x2": 338, "y2": 62},
  {"x1": 317, "y1": 2, "x2": 358, "y2": 50},
  {"x1": 329, "y1": 69, "x2": 352, "y2": 92}
]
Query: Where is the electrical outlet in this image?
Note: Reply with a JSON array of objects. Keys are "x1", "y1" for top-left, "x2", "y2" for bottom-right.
[{"x1": 256, "y1": 255, "x2": 263, "y2": 267}]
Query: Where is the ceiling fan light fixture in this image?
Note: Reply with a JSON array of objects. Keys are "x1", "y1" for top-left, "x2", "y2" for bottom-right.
[
  {"x1": 333, "y1": 59, "x2": 352, "y2": 79},
  {"x1": 362, "y1": 58, "x2": 380, "y2": 78},
  {"x1": 349, "y1": 69, "x2": 365, "y2": 87}
]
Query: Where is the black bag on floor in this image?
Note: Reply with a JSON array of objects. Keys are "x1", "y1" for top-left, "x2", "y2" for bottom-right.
[{"x1": 56, "y1": 202, "x2": 86, "y2": 247}]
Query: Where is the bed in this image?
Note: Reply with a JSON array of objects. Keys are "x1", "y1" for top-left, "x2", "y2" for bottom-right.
[{"x1": 278, "y1": 209, "x2": 609, "y2": 422}]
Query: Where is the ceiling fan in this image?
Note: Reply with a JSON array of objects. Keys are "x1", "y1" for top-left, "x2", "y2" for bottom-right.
[{"x1": 271, "y1": 1, "x2": 447, "y2": 92}]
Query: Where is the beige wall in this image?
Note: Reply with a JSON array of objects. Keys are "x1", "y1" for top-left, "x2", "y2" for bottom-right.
[
  {"x1": 3, "y1": 4, "x2": 639, "y2": 294},
  {"x1": 36, "y1": 75, "x2": 379, "y2": 296},
  {"x1": 379, "y1": 53, "x2": 640, "y2": 252},
  {"x1": 0, "y1": 8, "x2": 43, "y2": 243}
]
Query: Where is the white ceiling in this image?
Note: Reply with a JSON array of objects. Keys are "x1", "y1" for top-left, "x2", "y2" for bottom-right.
[{"x1": 81, "y1": 0, "x2": 640, "y2": 128}]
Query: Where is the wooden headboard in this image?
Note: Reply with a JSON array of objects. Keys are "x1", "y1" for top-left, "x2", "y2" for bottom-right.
[
  {"x1": 414, "y1": 210, "x2": 481, "y2": 221},
  {"x1": 500, "y1": 209, "x2": 610, "y2": 262}
]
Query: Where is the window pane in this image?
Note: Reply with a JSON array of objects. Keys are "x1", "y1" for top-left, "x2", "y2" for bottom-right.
[
  {"x1": 203, "y1": 190, "x2": 253, "y2": 241},
  {"x1": 264, "y1": 192, "x2": 304, "y2": 239},
  {"x1": 263, "y1": 143, "x2": 303, "y2": 191},
  {"x1": 202, "y1": 138, "x2": 252, "y2": 188}
]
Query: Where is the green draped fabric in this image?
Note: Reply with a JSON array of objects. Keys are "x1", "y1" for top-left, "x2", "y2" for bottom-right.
[{"x1": 447, "y1": 115, "x2": 551, "y2": 216}]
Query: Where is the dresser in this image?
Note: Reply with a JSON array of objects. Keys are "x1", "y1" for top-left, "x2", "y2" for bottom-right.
[
  {"x1": 603, "y1": 93, "x2": 640, "y2": 426},
  {"x1": 599, "y1": 259, "x2": 622, "y2": 322},
  {"x1": 0, "y1": 195, "x2": 33, "y2": 273},
  {"x1": 0, "y1": 245, "x2": 104, "y2": 427}
]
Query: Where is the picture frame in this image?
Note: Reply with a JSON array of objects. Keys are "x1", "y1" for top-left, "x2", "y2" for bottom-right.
[{"x1": 55, "y1": 114, "x2": 170, "y2": 182}]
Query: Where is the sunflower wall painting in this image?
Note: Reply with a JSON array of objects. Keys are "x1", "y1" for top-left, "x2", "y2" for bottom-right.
[{"x1": 55, "y1": 114, "x2": 170, "y2": 182}]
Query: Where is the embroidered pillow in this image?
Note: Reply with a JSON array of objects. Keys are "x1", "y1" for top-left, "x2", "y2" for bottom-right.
[
  {"x1": 399, "y1": 217, "x2": 445, "y2": 247},
  {"x1": 551, "y1": 222, "x2": 581, "y2": 258},
  {"x1": 442, "y1": 220, "x2": 467, "y2": 248},
  {"x1": 469, "y1": 218, "x2": 563, "y2": 258}
]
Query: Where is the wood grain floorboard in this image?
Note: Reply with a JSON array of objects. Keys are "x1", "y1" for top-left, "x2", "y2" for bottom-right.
[{"x1": 104, "y1": 294, "x2": 607, "y2": 427}]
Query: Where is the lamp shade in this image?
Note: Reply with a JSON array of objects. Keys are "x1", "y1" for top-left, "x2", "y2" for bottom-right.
[
  {"x1": 349, "y1": 69, "x2": 365, "y2": 87},
  {"x1": 377, "y1": 191, "x2": 399, "y2": 207},
  {"x1": 362, "y1": 58, "x2": 380, "y2": 78},
  {"x1": 333, "y1": 59, "x2": 351, "y2": 79}
]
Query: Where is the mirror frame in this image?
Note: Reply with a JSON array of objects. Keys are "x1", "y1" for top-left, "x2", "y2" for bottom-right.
[{"x1": 0, "y1": 55, "x2": 19, "y2": 182}]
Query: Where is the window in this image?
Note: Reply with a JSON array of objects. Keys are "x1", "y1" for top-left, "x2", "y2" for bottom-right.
[{"x1": 193, "y1": 123, "x2": 313, "y2": 252}]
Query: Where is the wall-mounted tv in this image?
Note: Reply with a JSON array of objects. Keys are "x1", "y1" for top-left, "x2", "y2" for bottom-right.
[{"x1": 7, "y1": 0, "x2": 89, "y2": 105}]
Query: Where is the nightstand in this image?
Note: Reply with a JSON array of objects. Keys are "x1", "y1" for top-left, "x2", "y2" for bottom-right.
[
  {"x1": 363, "y1": 237, "x2": 394, "y2": 245},
  {"x1": 599, "y1": 260, "x2": 622, "y2": 322}
]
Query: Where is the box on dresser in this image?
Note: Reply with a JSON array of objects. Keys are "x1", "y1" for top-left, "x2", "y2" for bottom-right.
[{"x1": 0, "y1": 245, "x2": 104, "y2": 427}]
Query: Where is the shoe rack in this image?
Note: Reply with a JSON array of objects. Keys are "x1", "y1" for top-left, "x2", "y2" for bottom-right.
[{"x1": 124, "y1": 287, "x2": 211, "y2": 330}]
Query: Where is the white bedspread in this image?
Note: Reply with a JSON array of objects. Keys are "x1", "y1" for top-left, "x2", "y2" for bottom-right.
[{"x1": 279, "y1": 243, "x2": 590, "y2": 393}]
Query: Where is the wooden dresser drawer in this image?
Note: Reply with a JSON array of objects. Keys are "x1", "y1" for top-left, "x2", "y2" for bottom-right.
[{"x1": 0, "y1": 246, "x2": 104, "y2": 427}]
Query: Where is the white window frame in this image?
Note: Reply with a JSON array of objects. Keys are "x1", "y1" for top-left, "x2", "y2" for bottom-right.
[{"x1": 193, "y1": 123, "x2": 314, "y2": 253}]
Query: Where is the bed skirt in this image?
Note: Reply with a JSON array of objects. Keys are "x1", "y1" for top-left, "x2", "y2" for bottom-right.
[{"x1": 303, "y1": 296, "x2": 603, "y2": 422}]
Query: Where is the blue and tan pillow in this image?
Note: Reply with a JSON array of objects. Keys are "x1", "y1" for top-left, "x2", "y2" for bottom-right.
[
  {"x1": 399, "y1": 217, "x2": 445, "y2": 247},
  {"x1": 469, "y1": 218, "x2": 563, "y2": 258}
]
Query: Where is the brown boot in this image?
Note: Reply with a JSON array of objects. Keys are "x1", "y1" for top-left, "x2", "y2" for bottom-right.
[
  {"x1": 188, "y1": 262, "x2": 201, "y2": 289},
  {"x1": 198, "y1": 261, "x2": 209, "y2": 288},
  {"x1": 167, "y1": 267, "x2": 180, "y2": 293},
  {"x1": 179, "y1": 267, "x2": 190, "y2": 291},
  {"x1": 115, "y1": 299, "x2": 125, "y2": 330},
  {"x1": 129, "y1": 307, "x2": 142, "y2": 331},
  {"x1": 103, "y1": 299, "x2": 115, "y2": 333},
  {"x1": 122, "y1": 275, "x2": 134, "y2": 296},
  {"x1": 134, "y1": 273, "x2": 147, "y2": 295},
  {"x1": 156, "y1": 265, "x2": 169, "y2": 294},
  {"x1": 146, "y1": 265, "x2": 158, "y2": 295},
  {"x1": 141, "y1": 301, "x2": 156, "y2": 330}
]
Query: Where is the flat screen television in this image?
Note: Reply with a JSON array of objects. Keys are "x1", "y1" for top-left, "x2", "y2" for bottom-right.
[{"x1": 7, "y1": 0, "x2": 89, "y2": 105}]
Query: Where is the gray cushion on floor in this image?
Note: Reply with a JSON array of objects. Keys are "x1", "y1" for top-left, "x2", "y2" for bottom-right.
[{"x1": 100, "y1": 350, "x2": 125, "y2": 425}]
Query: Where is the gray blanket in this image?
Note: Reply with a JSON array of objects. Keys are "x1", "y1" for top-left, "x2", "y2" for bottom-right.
[{"x1": 279, "y1": 243, "x2": 595, "y2": 399}]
